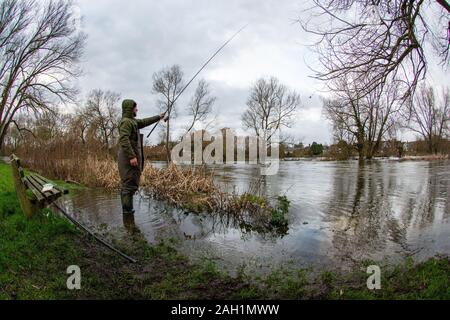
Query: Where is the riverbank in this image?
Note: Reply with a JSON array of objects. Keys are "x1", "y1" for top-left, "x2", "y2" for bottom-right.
[{"x1": 1, "y1": 161, "x2": 449, "y2": 299}]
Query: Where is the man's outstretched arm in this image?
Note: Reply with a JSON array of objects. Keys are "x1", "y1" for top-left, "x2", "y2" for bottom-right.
[{"x1": 136, "y1": 114, "x2": 164, "y2": 129}]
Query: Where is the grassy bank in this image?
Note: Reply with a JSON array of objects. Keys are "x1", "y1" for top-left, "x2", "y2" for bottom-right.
[{"x1": 1, "y1": 161, "x2": 449, "y2": 300}]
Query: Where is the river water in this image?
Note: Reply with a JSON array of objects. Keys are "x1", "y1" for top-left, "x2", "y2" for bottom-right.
[{"x1": 62, "y1": 160, "x2": 450, "y2": 272}]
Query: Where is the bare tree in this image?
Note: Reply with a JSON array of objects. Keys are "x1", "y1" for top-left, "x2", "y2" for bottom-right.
[
  {"x1": 300, "y1": 0, "x2": 450, "y2": 101},
  {"x1": 0, "y1": 0, "x2": 85, "y2": 151},
  {"x1": 152, "y1": 65, "x2": 184, "y2": 162},
  {"x1": 323, "y1": 96, "x2": 355, "y2": 145},
  {"x1": 406, "y1": 85, "x2": 449, "y2": 153},
  {"x1": 72, "y1": 106, "x2": 91, "y2": 145},
  {"x1": 185, "y1": 79, "x2": 216, "y2": 134},
  {"x1": 34, "y1": 107, "x2": 63, "y2": 141},
  {"x1": 4, "y1": 113, "x2": 34, "y2": 151},
  {"x1": 242, "y1": 77, "x2": 301, "y2": 141},
  {"x1": 83, "y1": 89, "x2": 121, "y2": 149},
  {"x1": 323, "y1": 77, "x2": 403, "y2": 160}
]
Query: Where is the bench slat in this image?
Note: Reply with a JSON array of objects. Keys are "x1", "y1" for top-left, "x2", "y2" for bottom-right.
[
  {"x1": 32, "y1": 174, "x2": 62, "y2": 195},
  {"x1": 28, "y1": 175, "x2": 60, "y2": 200},
  {"x1": 23, "y1": 177, "x2": 47, "y2": 203},
  {"x1": 33, "y1": 174, "x2": 68, "y2": 195},
  {"x1": 23, "y1": 178, "x2": 46, "y2": 203},
  {"x1": 31, "y1": 174, "x2": 59, "y2": 195},
  {"x1": 27, "y1": 175, "x2": 58, "y2": 202}
]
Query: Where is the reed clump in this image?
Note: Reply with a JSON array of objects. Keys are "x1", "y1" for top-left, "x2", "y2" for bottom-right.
[
  {"x1": 141, "y1": 164, "x2": 218, "y2": 210},
  {"x1": 21, "y1": 155, "x2": 120, "y2": 190},
  {"x1": 141, "y1": 164, "x2": 290, "y2": 236},
  {"x1": 79, "y1": 156, "x2": 120, "y2": 189}
]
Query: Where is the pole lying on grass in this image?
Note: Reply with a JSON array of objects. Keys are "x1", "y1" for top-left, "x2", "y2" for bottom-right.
[
  {"x1": 53, "y1": 201, "x2": 138, "y2": 263},
  {"x1": 146, "y1": 24, "x2": 248, "y2": 139}
]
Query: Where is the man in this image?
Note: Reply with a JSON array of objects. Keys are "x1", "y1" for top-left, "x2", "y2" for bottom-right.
[{"x1": 118, "y1": 99, "x2": 164, "y2": 215}]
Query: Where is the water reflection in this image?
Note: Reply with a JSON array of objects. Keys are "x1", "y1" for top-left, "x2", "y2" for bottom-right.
[
  {"x1": 325, "y1": 162, "x2": 405, "y2": 266},
  {"x1": 324, "y1": 161, "x2": 449, "y2": 267},
  {"x1": 62, "y1": 160, "x2": 450, "y2": 271},
  {"x1": 122, "y1": 213, "x2": 141, "y2": 235}
]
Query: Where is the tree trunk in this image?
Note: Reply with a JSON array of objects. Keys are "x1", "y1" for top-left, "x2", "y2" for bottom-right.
[
  {"x1": 433, "y1": 137, "x2": 439, "y2": 154},
  {"x1": 357, "y1": 145, "x2": 364, "y2": 163},
  {"x1": 104, "y1": 132, "x2": 109, "y2": 149},
  {"x1": 166, "y1": 120, "x2": 171, "y2": 163},
  {"x1": 428, "y1": 136, "x2": 433, "y2": 154},
  {"x1": 357, "y1": 130, "x2": 365, "y2": 163},
  {"x1": 0, "y1": 129, "x2": 6, "y2": 155},
  {"x1": 365, "y1": 141, "x2": 373, "y2": 160}
]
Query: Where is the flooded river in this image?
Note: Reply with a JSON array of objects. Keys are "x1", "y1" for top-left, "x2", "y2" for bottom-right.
[{"x1": 62, "y1": 160, "x2": 450, "y2": 272}]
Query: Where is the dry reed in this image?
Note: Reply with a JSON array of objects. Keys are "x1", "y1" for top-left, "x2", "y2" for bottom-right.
[{"x1": 141, "y1": 164, "x2": 290, "y2": 236}]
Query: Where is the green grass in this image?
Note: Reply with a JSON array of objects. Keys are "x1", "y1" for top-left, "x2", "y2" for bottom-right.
[
  {"x1": 0, "y1": 162, "x2": 21, "y2": 216},
  {"x1": 0, "y1": 162, "x2": 81, "y2": 299},
  {"x1": 257, "y1": 258, "x2": 450, "y2": 300},
  {"x1": 0, "y1": 160, "x2": 449, "y2": 300},
  {"x1": 330, "y1": 258, "x2": 450, "y2": 299}
]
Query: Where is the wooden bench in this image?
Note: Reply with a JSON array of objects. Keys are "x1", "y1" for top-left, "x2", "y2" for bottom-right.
[{"x1": 10, "y1": 154, "x2": 68, "y2": 217}]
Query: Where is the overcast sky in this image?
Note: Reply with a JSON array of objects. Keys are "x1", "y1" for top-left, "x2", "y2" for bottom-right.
[{"x1": 75, "y1": 0, "x2": 448, "y2": 145}]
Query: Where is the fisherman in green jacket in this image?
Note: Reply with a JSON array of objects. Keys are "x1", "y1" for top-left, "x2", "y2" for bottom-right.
[{"x1": 118, "y1": 99, "x2": 164, "y2": 215}]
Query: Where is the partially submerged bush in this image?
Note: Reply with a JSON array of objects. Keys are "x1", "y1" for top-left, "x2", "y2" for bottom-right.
[
  {"x1": 141, "y1": 164, "x2": 217, "y2": 209},
  {"x1": 141, "y1": 164, "x2": 291, "y2": 237},
  {"x1": 270, "y1": 196, "x2": 290, "y2": 233}
]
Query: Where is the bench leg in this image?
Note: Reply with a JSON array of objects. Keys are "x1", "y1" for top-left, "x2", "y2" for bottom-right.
[{"x1": 10, "y1": 158, "x2": 41, "y2": 217}]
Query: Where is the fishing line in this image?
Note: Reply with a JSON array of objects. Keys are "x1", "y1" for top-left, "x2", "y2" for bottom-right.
[{"x1": 146, "y1": 24, "x2": 249, "y2": 139}]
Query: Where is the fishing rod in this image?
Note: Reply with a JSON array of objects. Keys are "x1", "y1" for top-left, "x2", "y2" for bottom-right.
[{"x1": 147, "y1": 24, "x2": 248, "y2": 139}]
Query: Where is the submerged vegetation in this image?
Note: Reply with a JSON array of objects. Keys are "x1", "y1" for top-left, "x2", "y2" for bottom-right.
[{"x1": 141, "y1": 164, "x2": 290, "y2": 236}]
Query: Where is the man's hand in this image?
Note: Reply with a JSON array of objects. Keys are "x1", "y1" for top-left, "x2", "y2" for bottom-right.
[
  {"x1": 160, "y1": 113, "x2": 169, "y2": 122},
  {"x1": 130, "y1": 158, "x2": 138, "y2": 167}
]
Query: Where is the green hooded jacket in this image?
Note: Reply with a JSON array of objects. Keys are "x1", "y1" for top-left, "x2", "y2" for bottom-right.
[{"x1": 118, "y1": 99, "x2": 161, "y2": 162}]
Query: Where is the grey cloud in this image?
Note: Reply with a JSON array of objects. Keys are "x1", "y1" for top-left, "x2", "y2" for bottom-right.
[{"x1": 75, "y1": 0, "x2": 334, "y2": 145}]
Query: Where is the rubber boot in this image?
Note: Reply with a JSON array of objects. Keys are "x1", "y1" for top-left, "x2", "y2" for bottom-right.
[
  {"x1": 123, "y1": 213, "x2": 140, "y2": 234},
  {"x1": 121, "y1": 192, "x2": 135, "y2": 215}
]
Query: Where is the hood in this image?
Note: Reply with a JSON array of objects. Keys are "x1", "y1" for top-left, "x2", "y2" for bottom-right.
[{"x1": 122, "y1": 99, "x2": 136, "y2": 118}]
